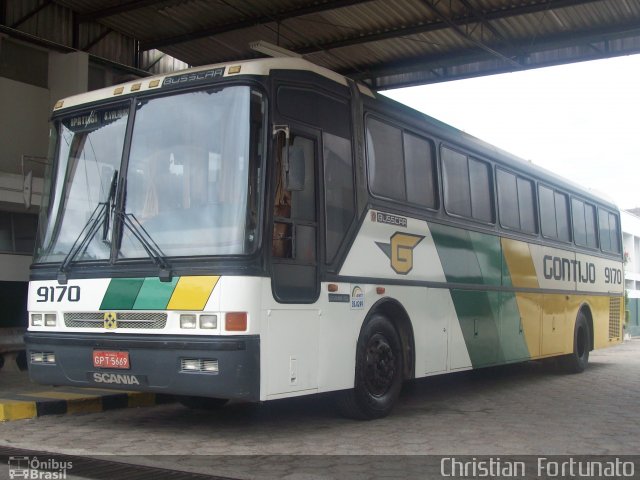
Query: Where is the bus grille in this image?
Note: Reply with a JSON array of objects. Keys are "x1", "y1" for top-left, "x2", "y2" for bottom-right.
[
  {"x1": 64, "y1": 312, "x2": 167, "y2": 329},
  {"x1": 609, "y1": 297, "x2": 621, "y2": 339}
]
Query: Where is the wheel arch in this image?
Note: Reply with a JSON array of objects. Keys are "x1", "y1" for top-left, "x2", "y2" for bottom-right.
[
  {"x1": 362, "y1": 297, "x2": 416, "y2": 380},
  {"x1": 578, "y1": 302, "x2": 595, "y2": 351}
]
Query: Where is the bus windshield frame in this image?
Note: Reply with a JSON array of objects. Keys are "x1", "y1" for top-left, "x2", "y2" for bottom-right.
[{"x1": 34, "y1": 84, "x2": 267, "y2": 266}]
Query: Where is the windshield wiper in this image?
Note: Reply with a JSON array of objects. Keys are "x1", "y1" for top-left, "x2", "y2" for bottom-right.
[
  {"x1": 57, "y1": 171, "x2": 118, "y2": 284},
  {"x1": 117, "y1": 209, "x2": 172, "y2": 282}
]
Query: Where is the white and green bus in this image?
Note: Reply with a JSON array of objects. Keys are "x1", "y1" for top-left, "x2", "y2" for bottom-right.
[{"x1": 26, "y1": 58, "x2": 624, "y2": 419}]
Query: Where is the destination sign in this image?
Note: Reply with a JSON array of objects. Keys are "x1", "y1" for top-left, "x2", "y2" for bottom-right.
[{"x1": 63, "y1": 106, "x2": 129, "y2": 133}]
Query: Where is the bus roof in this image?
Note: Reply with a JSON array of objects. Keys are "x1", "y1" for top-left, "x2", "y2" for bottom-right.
[{"x1": 52, "y1": 57, "x2": 374, "y2": 112}]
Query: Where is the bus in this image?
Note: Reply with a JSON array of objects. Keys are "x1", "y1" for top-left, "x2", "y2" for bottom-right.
[{"x1": 25, "y1": 57, "x2": 624, "y2": 419}]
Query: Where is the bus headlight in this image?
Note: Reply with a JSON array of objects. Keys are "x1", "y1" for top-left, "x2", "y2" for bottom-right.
[
  {"x1": 44, "y1": 313, "x2": 57, "y2": 327},
  {"x1": 199, "y1": 315, "x2": 217, "y2": 329},
  {"x1": 180, "y1": 314, "x2": 197, "y2": 329},
  {"x1": 31, "y1": 314, "x2": 43, "y2": 327}
]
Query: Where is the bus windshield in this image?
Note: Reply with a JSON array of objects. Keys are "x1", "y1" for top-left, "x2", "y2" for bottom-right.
[{"x1": 35, "y1": 85, "x2": 265, "y2": 264}]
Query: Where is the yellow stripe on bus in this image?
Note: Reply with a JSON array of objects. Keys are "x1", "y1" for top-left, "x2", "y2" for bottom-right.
[
  {"x1": 166, "y1": 275, "x2": 220, "y2": 311},
  {"x1": 502, "y1": 238, "x2": 540, "y2": 289}
]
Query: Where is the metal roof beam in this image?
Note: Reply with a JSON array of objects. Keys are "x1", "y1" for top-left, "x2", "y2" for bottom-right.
[
  {"x1": 141, "y1": 0, "x2": 376, "y2": 50},
  {"x1": 79, "y1": 0, "x2": 171, "y2": 22},
  {"x1": 10, "y1": 0, "x2": 54, "y2": 29},
  {"x1": 83, "y1": 28, "x2": 112, "y2": 51},
  {"x1": 348, "y1": 21, "x2": 640, "y2": 88},
  {"x1": 418, "y1": 0, "x2": 520, "y2": 68},
  {"x1": 457, "y1": 0, "x2": 512, "y2": 46},
  {"x1": 295, "y1": 0, "x2": 602, "y2": 55}
]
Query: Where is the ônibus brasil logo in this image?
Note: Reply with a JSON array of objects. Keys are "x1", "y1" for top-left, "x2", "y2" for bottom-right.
[{"x1": 9, "y1": 456, "x2": 73, "y2": 479}]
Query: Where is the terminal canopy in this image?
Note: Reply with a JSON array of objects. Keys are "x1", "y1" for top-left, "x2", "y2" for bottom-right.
[{"x1": 44, "y1": 0, "x2": 640, "y2": 89}]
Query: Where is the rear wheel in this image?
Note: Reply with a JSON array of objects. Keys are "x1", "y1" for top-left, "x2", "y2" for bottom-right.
[
  {"x1": 337, "y1": 313, "x2": 403, "y2": 420},
  {"x1": 177, "y1": 396, "x2": 229, "y2": 410},
  {"x1": 559, "y1": 311, "x2": 590, "y2": 373}
]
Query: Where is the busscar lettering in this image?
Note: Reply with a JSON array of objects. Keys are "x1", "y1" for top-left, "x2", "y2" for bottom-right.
[
  {"x1": 163, "y1": 68, "x2": 225, "y2": 87},
  {"x1": 374, "y1": 212, "x2": 408, "y2": 228},
  {"x1": 542, "y1": 255, "x2": 596, "y2": 284}
]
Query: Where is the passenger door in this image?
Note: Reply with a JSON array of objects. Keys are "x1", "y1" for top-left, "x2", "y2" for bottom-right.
[{"x1": 270, "y1": 126, "x2": 320, "y2": 303}]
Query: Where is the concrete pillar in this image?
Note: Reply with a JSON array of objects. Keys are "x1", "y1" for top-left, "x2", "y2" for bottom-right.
[{"x1": 48, "y1": 51, "x2": 89, "y2": 109}]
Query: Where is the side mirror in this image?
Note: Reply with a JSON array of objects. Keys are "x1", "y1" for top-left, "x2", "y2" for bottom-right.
[{"x1": 285, "y1": 145, "x2": 305, "y2": 192}]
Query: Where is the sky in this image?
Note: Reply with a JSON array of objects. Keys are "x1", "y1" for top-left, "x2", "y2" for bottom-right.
[{"x1": 382, "y1": 54, "x2": 640, "y2": 211}]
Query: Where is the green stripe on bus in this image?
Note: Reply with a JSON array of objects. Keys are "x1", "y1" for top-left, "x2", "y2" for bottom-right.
[
  {"x1": 100, "y1": 278, "x2": 145, "y2": 310},
  {"x1": 451, "y1": 289, "x2": 504, "y2": 368},
  {"x1": 132, "y1": 277, "x2": 179, "y2": 310},
  {"x1": 429, "y1": 223, "x2": 501, "y2": 285},
  {"x1": 450, "y1": 289, "x2": 531, "y2": 367},
  {"x1": 499, "y1": 292, "x2": 531, "y2": 362}
]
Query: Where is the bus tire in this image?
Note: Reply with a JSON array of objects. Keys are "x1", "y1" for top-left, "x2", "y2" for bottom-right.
[
  {"x1": 177, "y1": 396, "x2": 229, "y2": 410},
  {"x1": 337, "y1": 313, "x2": 403, "y2": 420},
  {"x1": 559, "y1": 311, "x2": 590, "y2": 374}
]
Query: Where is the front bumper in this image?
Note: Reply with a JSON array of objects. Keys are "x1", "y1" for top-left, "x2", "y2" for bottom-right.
[{"x1": 25, "y1": 332, "x2": 260, "y2": 401}]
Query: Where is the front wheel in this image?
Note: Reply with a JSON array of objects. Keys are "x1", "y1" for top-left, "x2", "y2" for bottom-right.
[
  {"x1": 559, "y1": 311, "x2": 590, "y2": 373},
  {"x1": 336, "y1": 313, "x2": 403, "y2": 420}
]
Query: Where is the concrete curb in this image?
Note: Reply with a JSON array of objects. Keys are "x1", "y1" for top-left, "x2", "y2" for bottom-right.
[{"x1": 0, "y1": 391, "x2": 173, "y2": 422}]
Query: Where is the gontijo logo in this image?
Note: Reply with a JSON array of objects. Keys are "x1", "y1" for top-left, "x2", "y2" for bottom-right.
[{"x1": 376, "y1": 232, "x2": 425, "y2": 275}]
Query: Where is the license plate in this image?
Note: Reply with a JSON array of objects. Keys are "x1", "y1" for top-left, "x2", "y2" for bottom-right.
[{"x1": 93, "y1": 350, "x2": 130, "y2": 369}]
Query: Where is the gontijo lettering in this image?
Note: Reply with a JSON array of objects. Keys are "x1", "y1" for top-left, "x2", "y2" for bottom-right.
[{"x1": 543, "y1": 255, "x2": 596, "y2": 284}]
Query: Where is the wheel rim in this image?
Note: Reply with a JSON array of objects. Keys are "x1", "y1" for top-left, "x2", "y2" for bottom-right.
[{"x1": 364, "y1": 333, "x2": 397, "y2": 396}]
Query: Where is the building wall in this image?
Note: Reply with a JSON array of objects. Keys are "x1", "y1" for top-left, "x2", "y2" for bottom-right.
[{"x1": 622, "y1": 210, "x2": 640, "y2": 336}]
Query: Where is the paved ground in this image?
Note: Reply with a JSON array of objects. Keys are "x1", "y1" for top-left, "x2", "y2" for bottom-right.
[{"x1": 0, "y1": 340, "x2": 639, "y2": 479}]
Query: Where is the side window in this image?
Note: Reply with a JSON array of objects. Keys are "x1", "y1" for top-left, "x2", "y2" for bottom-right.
[
  {"x1": 366, "y1": 117, "x2": 437, "y2": 208},
  {"x1": 324, "y1": 133, "x2": 354, "y2": 262},
  {"x1": 539, "y1": 185, "x2": 569, "y2": 242},
  {"x1": 517, "y1": 177, "x2": 537, "y2": 234},
  {"x1": 585, "y1": 203, "x2": 598, "y2": 248},
  {"x1": 572, "y1": 199, "x2": 587, "y2": 246},
  {"x1": 273, "y1": 135, "x2": 316, "y2": 260},
  {"x1": 277, "y1": 86, "x2": 350, "y2": 138},
  {"x1": 599, "y1": 209, "x2": 621, "y2": 253},
  {"x1": 442, "y1": 146, "x2": 494, "y2": 223},
  {"x1": 403, "y1": 133, "x2": 436, "y2": 208},
  {"x1": 539, "y1": 185, "x2": 556, "y2": 238},
  {"x1": 572, "y1": 199, "x2": 598, "y2": 248},
  {"x1": 366, "y1": 118, "x2": 405, "y2": 200},
  {"x1": 555, "y1": 191, "x2": 570, "y2": 242},
  {"x1": 469, "y1": 158, "x2": 494, "y2": 223},
  {"x1": 497, "y1": 169, "x2": 518, "y2": 229},
  {"x1": 497, "y1": 169, "x2": 537, "y2": 234},
  {"x1": 442, "y1": 147, "x2": 471, "y2": 217},
  {"x1": 609, "y1": 212, "x2": 621, "y2": 253}
]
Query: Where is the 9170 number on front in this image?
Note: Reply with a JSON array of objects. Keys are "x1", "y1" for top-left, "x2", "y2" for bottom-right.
[{"x1": 36, "y1": 285, "x2": 81, "y2": 303}]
